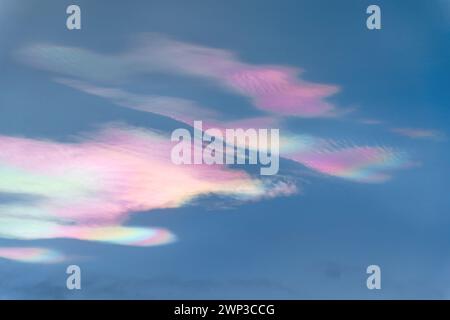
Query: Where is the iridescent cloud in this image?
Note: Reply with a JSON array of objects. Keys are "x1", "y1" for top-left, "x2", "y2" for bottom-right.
[
  {"x1": 130, "y1": 34, "x2": 339, "y2": 117},
  {"x1": 0, "y1": 124, "x2": 296, "y2": 245},
  {"x1": 281, "y1": 135, "x2": 412, "y2": 183},
  {"x1": 0, "y1": 217, "x2": 175, "y2": 247},
  {"x1": 223, "y1": 66, "x2": 339, "y2": 117},
  {"x1": 56, "y1": 78, "x2": 281, "y2": 131},
  {"x1": 19, "y1": 34, "x2": 340, "y2": 117},
  {"x1": 0, "y1": 247, "x2": 64, "y2": 264},
  {"x1": 53, "y1": 79, "x2": 282, "y2": 157},
  {"x1": 49, "y1": 79, "x2": 412, "y2": 184}
]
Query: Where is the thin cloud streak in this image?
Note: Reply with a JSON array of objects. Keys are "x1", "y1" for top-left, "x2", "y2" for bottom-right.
[
  {"x1": 391, "y1": 127, "x2": 445, "y2": 141},
  {"x1": 0, "y1": 247, "x2": 65, "y2": 264}
]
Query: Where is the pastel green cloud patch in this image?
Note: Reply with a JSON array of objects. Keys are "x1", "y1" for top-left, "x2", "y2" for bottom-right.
[{"x1": 0, "y1": 165, "x2": 98, "y2": 199}]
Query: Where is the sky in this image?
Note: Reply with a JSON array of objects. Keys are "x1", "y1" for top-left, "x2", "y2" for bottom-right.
[{"x1": 0, "y1": 0, "x2": 449, "y2": 299}]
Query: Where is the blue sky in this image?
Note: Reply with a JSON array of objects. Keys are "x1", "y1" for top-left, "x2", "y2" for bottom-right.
[{"x1": 0, "y1": 0, "x2": 449, "y2": 299}]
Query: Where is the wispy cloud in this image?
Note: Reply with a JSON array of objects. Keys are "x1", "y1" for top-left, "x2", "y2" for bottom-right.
[
  {"x1": 391, "y1": 127, "x2": 445, "y2": 141},
  {"x1": 55, "y1": 79, "x2": 413, "y2": 184},
  {"x1": 130, "y1": 34, "x2": 340, "y2": 117},
  {"x1": 358, "y1": 118, "x2": 384, "y2": 125},
  {"x1": 281, "y1": 135, "x2": 413, "y2": 183},
  {"x1": 55, "y1": 78, "x2": 219, "y2": 125},
  {"x1": 8, "y1": 34, "x2": 418, "y2": 260},
  {"x1": 17, "y1": 44, "x2": 132, "y2": 83},
  {"x1": 0, "y1": 247, "x2": 64, "y2": 264},
  {"x1": 57, "y1": 78, "x2": 283, "y2": 131},
  {"x1": 18, "y1": 34, "x2": 340, "y2": 117}
]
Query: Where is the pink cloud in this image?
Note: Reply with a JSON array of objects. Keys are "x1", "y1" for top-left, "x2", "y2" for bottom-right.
[
  {"x1": 131, "y1": 34, "x2": 340, "y2": 117},
  {"x1": 0, "y1": 124, "x2": 296, "y2": 247},
  {"x1": 0, "y1": 247, "x2": 64, "y2": 264},
  {"x1": 23, "y1": 78, "x2": 414, "y2": 185},
  {"x1": 224, "y1": 66, "x2": 338, "y2": 116},
  {"x1": 19, "y1": 34, "x2": 340, "y2": 117},
  {"x1": 281, "y1": 135, "x2": 412, "y2": 183}
]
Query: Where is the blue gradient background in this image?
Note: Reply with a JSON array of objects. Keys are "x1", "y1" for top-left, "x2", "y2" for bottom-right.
[{"x1": 0, "y1": 0, "x2": 449, "y2": 299}]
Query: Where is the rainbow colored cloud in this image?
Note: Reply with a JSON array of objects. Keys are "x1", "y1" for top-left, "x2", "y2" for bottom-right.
[
  {"x1": 18, "y1": 34, "x2": 340, "y2": 117},
  {"x1": 45, "y1": 80, "x2": 413, "y2": 184},
  {"x1": 0, "y1": 247, "x2": 64, "y2": 264},
  {"x1": 0, "y1": 124, "x2": 296, "y2": 258},
  {"x1": 4, "y1": 34, "x2": 422, "y2": 264},
  {"x1": 281, "y1": 135, "x2": 412, "y2": 183},
  {"x1": 131, "y1": 34, "x2": 341, "y2": 117},
  {"x1": 52, "y1": 80, "x2": 412, "y2": 183}
]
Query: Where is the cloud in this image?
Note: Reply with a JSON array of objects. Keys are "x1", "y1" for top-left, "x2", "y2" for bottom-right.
[
  {"x1": 18, "y1": 34, "x2": 340, "y2": 117},
  {"x1": 130, "y1": 34, "x2": 340, "y2": 117},
  {"x1": 56, "y1": 78, "x2": 283, "y2": 157},
  {"x1": 0, "y1": 217, "x2": 176, "y2": 247},
  {"x1": 358, "y1": 118, "x2": 383, "y2": 125},
  {"x1": 390, "y1": 127, "x2": 445, "y2": 141},
  {"x1": 0, "y1": 124, "x2": 297, "y2": 248},
  {"x1": 56, "y1": 77, "x2": 282, "y2": 131},
  {"x1": 17, "y1": 44, "x2": 132, "y2": 83},
  {"x1": 55, "y1": 78, "x2": 219, "y2": 126},
  {"x1": 281, "y1": 135, "x2": 412, "y2": 183},
  {"x1": 0, "y1": 247, "x2": 64, "y2": 264},
  {"x1": 55, "y1": 76, "x2": 417, "y2": 185},
  {"x1": 53, "y1": 79, "x2": 413, "y2": 184}
]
